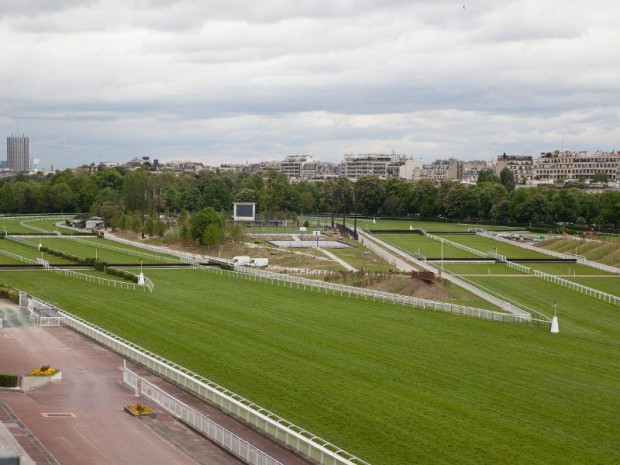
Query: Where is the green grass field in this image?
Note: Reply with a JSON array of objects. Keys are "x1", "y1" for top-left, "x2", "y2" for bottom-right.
[
  {"x1": 1, "y1": 267, "x2": 619, "y2": 465},
  {"x1": 436, "y1": 234, "x2": 551, "y2": 259},
  {"x1": 0, "y1": 238, "x2": 75, "y2": 264},
  {"x1": 15, "y1": 237, "x2": 180, "y2": 264},
  {"x1": 0, "y1": 216, "x2": 73, "y2": 234},
  {"x1": 541, "y1": 238, "x2": 620, "y2": 267},
  {"x1": 376, "y1": 234, "x2": 480, "y2": 259}
]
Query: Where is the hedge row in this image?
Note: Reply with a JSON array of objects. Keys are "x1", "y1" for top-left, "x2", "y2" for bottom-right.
[
  {"x1": 0, "y1": 374, "x2": 18, "y2": 388},
  {"x1": 106, "y1": 266, "x2": 139, "y2": 283},
  {"x1": 0, "y1": 286, "x2": 19, "y2": 303},
  {"x1": 39, "y1": 247, "x2": 138, "y2": 283}
]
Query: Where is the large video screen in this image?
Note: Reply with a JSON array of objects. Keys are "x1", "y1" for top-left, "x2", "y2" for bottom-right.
[{"x1": 235, "y1": 204, "x2": 254, "y2": 218}]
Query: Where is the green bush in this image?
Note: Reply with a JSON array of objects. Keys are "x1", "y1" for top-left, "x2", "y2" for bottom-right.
[
  {"x1": 0, "y1": 286, "x2": 19, "y2": 303},
  {"x1": 0, "y1": 374, "x2": 18, "y2": 388},
  {"x1": 106, "y1": 267, "x2": 139, "y2": 283}
]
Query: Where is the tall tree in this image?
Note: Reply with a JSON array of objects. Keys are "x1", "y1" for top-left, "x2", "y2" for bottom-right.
[
  {"x1": 499, "y1": 168, "x2": 516, "y2": 192},
  {"x1": 354, "y1": 175, "x2": 386, "y2": 216}
]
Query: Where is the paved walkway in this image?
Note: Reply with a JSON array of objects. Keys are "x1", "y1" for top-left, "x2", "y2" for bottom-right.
[
  {"x1": 0, "y1": 306, "x2": 311, "y2": 465},
  {"x1": 319, "y1": 248, "x2": 357, "y2": 271}
]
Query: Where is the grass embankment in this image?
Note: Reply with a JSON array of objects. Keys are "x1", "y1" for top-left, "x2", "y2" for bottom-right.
[
  {"x1": 376, "y1": 234, "x2": 480, "y2": 259},
  {"x1": 2, "y1": 268, "x2": 619, "y2": 465},
  {"x1": 437, "y1": 235, "x2": 551, "y2": 259},
  {"x1": 541, "y1": 238, "x2": 620, "y2": 267}
]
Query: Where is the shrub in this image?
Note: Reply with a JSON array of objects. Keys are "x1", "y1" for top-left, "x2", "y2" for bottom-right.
[
  {"x1": 0, "y1": 374, "x2": 18, "y2": 388},
  {"x1": 0, "y1": 286, "x2": 19, "y2": 303}
]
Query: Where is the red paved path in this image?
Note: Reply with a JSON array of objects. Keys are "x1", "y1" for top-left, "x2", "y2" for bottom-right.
[{"x1": 0, "y1": 319, "x2": 311, "y2": 465}]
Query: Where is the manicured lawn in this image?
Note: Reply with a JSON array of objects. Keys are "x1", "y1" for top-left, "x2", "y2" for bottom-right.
[
  {"x1": 0, "y1": 215, "x2": 73, "y2": 234},
  {"x1": 327, "y1": 241, "x2": 394, "y2": 272},
  {"x1": 1, "y1": 268, "x2": 619, "y2": 465},
  {"x1": 376, "y1": 234, "x2": 480, "y2": 259},
  {"x1": 443, "y1": 263, "x2": 523, "y2": 275},
  {"x1": 436, "y1": 234, "x2": 551, "y2": 259},
  {"x1": 17, "y1": 237, "x2": 180, "y2": 264},
  {"x1": 0, "y1": 238, "x2": 75, "y2": 264}
]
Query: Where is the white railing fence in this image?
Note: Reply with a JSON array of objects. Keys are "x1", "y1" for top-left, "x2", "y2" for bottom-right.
[
  {"x1": 61, "y1": 236, "x2": 180, "y2": 263},
  {"x1": 0, "y1": 248, "x2": 38, "y2": 265},
  {"x1": 228, "y1": 263, "x2": 532, "y2": 323},
  {"x1": 474, "y1": 231, "x2": 620, "y2": 303},
  {"x1": 25, "y1": 296, "x2": 66, "y2": 326},
  {"x1": 123, "y1": 366, "x2": 284, "y2": 465},
  {"x1": 423, "y1": 232, "x2": 488, "y2": 259},
  {"x1": 531, "y1": 270, "x2": 620, "y2": 306},
  {"x1": 19, "y1": 300, "x2": 370, "y2": 465},
  {"x1": 357, "y1": 231, "x2": 534, "y2": 320}
]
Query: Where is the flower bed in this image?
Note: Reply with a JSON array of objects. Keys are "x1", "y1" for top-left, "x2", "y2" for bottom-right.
[
  {"x1": 27, "y1": 365, "x2": 58, "y2": 376},
  {"x1": 124, "y1": 403, "x2": 156, "y2": 419},
  {"x1": 22, "y1": 365, "x2": 62, "y2": 392}
]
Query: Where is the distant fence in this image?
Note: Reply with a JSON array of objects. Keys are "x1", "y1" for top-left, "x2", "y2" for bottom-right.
[
  {"x1": 228, "y1": 264, "x2": 531, "y2": 323},
  {"x1": 357, "y1": 230, "x2": 534, "y2": 320},
  {"x1": 19, "y1": 215, "x2": 74, "y2": 233},
  {"x1": 18, "y1": 297, "x2": 370, "y2": 465},
  {"x1": 123, "y1": 366, "x2": 284, "y2": 465},
  {"x1": 472, "y1": 231, "x2": 620, "y2": 303},
  {"x1": 57, "y1": 236, "x2": 180, "y2": 264}
]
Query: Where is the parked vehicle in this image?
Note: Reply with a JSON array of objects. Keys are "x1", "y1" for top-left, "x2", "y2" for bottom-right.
[
  {"x1": 232, "y1": 256, "x2": 251, "y2": 265},
  {"x1": 249, "y1": 258, "x2": 268, "y2": 268}
]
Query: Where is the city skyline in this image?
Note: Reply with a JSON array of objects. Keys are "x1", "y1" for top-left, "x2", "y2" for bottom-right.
[{"x1": 1, "y1": 1, "x2": 619, "y2": 169}]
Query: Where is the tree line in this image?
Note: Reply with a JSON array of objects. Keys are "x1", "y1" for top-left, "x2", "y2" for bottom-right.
[{"x1": 0, "y1": 166, "x2": 618, "y2": 230}]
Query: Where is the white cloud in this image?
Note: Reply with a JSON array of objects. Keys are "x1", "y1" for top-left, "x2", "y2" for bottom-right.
[{"x1": 1, "y1": 0, "x2": 619, "y2": 169}]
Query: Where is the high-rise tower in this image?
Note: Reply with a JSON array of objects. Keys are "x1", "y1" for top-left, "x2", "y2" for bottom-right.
[{"x1": 7, "y1": 134, "x2": 29, "y2": 172}]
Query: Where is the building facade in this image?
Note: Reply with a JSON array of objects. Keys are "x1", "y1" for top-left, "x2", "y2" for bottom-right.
[
  {"x1": 533, "y1": 151, "x2": 620, "y2": 182},
  {"x1": 7, "y1": 134, "x2": 29, "y2": 172},
  {"x1": 341, "y1": 153, "x2": 410, "y2": 179},
  {"x1": 495, "y1": 154, "x2": 534, "y2": 184}
]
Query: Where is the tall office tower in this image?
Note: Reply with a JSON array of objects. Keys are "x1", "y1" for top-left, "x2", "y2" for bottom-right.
[{"x1": 7, "y1": 134, "x2": 30, "y2": 172}]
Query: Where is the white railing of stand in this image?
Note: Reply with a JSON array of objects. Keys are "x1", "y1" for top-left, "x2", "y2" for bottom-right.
[
  {"x1": 17, "y1": 298, "x2": 371, "y2": 465},
  {"x1": 123, "y1": 366, "x2": 284, "y2": 465}
]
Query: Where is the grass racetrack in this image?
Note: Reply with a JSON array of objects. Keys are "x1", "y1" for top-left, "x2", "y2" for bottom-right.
[{"x1": 1, "y1": 267, "x2": 619, "y2": 465}]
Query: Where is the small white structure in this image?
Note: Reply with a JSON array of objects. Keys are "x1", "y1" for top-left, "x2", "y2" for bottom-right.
[
  {"x1": 232, "y1": 256, "x2": 251, "y2": 266},
  {"x1": 249, "y1": 258, "x2": 268, "y2": 268},
  {"x1": 85, "y1": 217, "x2": 104, "y2": 229},
  {"x1": 138, "y1": 273, "x2": 145, "y2": 285},
  {"x1": 550, "y1": 316, "x2": 559, "y2": 333}
]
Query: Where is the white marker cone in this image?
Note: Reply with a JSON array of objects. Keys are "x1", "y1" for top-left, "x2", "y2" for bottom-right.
[
  {"x1": 138, "y1": 272, "x2": 145, "y2": 285},
  {"x1": 550, "y1": 316, "x2": 559, "y2": 333}
]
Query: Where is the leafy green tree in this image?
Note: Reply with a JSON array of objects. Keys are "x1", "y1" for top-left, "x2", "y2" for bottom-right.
[
  {"x1": 499, "y1": 168, "x2": 516, "y2": 192},
  {"x1": 410, "y1": 179, "x2": 438, "y2": 217},
  {"x1": 235, "y1": 188, "x2": 258, "y2": 203},
  {"x1": 490, "y1": 200, "x2": 511, "y2": 223},
  {"x1": 354, "y1": 175, "x2": 385, "y2": 216},
  {"x1": 203, "y1": 223, "x2": 225, "y2": 247},
  {"x1": 320, "y1": 179, "x2": 337, "y2": 227},
  {"x1": 477, "y1": 169, "x2": 500, "y2": 184},
  {"x1": 48, "y1": 182, "x2": 76, "y2": 212},
  {"x1": 190, "y1": 207, "x2": 225, "y2": 244}
]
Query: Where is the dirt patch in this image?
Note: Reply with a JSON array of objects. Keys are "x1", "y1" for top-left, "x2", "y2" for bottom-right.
[{"x1": 368, "y1": 276, "x2": 452, "y2": 301}]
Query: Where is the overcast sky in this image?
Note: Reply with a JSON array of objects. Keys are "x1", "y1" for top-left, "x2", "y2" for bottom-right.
[{"x1": 1, "y1": 0, "x2": 619, "y2": 170}]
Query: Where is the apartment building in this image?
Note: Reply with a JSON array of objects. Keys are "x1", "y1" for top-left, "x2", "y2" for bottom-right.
[
  {"x1": 533, "y1": 151, "x2": 620, "y2": 182},
  {"x1": 7, "y1": 134, "x2": 29, "y2": 172},
  {"x1": 341, "y1": 153, "x2": 410, "y2": 179},
  {"x1": 495, "y1": 154, "x2": 534, "y2": 184}
]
